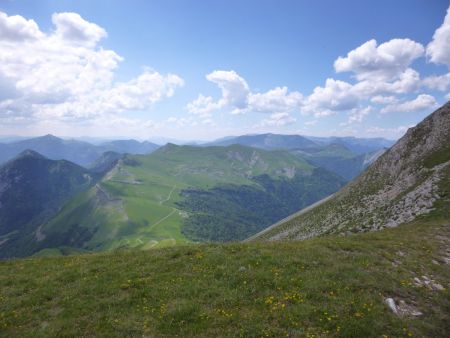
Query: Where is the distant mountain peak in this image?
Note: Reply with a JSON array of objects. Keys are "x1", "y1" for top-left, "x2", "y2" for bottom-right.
[
  {"x1": 160, "y1": 142, "x2": 179, "y2": 150},
  {"x1": 40, "y1": 134, "x2": 60, "y2": 140},
  {"x1": 17, "y1": 149, "x2": 47, "y2": 160}
]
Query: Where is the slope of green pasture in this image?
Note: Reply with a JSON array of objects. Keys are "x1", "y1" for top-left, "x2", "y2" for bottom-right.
[{"x1": 1, "y1": 215, "x2": 449, "y2": 337}]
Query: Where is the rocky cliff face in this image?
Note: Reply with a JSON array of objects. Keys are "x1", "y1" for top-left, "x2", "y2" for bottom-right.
[{"x1": 255, "y1": 102, "x2": 450, "y2": 241}]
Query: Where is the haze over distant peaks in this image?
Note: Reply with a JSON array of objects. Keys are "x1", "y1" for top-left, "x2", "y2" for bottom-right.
[{"x1": 0, "y1": 135, "x2": 160, "y2": 167}]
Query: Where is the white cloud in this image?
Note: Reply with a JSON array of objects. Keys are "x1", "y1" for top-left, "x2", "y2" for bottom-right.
[
  {"x1": 206, "y1": 70, "x2": 249, "y2": 109},
  {"x1": 380, "y1": 94, "x2": 437, "y2": 114},
  {"x1": 186, "y1": 94, "x2": 219, "y2": 117},
  {"x1": 185, "y1": 70, "x2": 249, "y2": 115},
  {"x1": 335, "y1": 39, "x2": 424, "y2": 80},
  {"x1": 445, "y1": 93, "x2": 450, "y2": 101},
  {"x1": 347, "y1": 106, "x2": 372, "y2": 124},
  {"x1": 52, "y1": 12, "x2": 106, "y2": 47},
  {"x1": 353, "y1": 68, "x2": 421, "y2": 97},
  {"x1": 427, "y1": 6, "x2": 450, "y2": 68},
  {"x1": 370, "y1": 95, "x2": 398, "y2": 104},
  {"x1": 301, "y1": 78, "x2": 358, "y2": 116},
  {"x1": 300, "y1": 67, "x2": 421, "y2": 119},
  {"x1": 106, "y1": 71, "x2": 183, "y2": 111},
  {"x1": 187, "y1": 70, "x2": 303, "y2": 117},
  {"x1": 247, "y1": 87, "x2": 302, "y2": 114},
  {"x1": 0, "y1": 11, "x2": 43, "y2": 41},
  {"x1": 0, "y1": 11, "x2": 183, "y2": 126},
  {"x1": 423, "y1": 72, "x2": 450, "y2": 91},
  {"x1": 259, "y1": 112, "x2": 296, "y2": 127}
]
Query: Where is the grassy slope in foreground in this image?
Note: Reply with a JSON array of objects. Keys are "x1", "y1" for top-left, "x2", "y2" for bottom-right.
[{"x1": 1, "y1": 213, "x2": 449, "y2": 337}]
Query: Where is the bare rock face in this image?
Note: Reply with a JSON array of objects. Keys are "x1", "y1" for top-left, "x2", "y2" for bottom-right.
[{"x1": 257, "y1": 102, "x2": 450, "y2": 241}]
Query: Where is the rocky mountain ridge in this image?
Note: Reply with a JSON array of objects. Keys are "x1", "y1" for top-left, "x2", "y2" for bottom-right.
[{"x1": 255, "y1": 102, "x2": 450, "y2": 241}]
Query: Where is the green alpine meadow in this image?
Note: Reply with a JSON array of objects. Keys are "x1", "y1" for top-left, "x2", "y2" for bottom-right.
[{"x1": 1, "y1": 1, "x2": 450, "y2": 337}]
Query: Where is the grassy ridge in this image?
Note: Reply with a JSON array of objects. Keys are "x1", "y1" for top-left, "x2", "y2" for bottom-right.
[
  {"x1": 1, "y1": 215, "x2": 449, "y2": 337},
  {"x1": 34, "y1": 144, "x2": 340, "y2": 254}
]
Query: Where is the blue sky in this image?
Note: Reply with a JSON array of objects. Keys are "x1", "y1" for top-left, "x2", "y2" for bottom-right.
[{"x1": 0, "y1": 0, "x2": 449, "y2": 141}]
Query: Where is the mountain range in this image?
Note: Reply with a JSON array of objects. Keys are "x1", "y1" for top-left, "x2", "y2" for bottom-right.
[
  {"x1": 0, "y1": 134, "x2": 393, "y2": 182},
  {"x1": 207, "y1": 133, "x2": 393, "y2": 180},
  {"x1": 0, "y1": 143, "x2": 346, "y2": 258},
  {"x1": 207, "y1": 133, "x2": 394, "y2": 154},
  {"x1": 0, "y1": 123, "x2": 428, "y2": 259},
  {"x1": 0, "y1": 135, "x2": 159, "y2": 167}
]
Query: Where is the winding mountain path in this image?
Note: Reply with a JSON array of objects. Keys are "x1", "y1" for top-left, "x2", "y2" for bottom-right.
[
  {"x1": 159, "y1": 185, "x2": 176, "y2": 205},
  {"x1": 151, "y1": 185, "x2": 178, "y2": 228}
]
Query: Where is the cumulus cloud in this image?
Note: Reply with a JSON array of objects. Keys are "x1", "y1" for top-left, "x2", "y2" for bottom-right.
[
  {"x1": 106, "y1": 71, "x2": 183, "y2": 111},
  {"x1": 335, "y1": 39, "x2": 424, "y2": 81},
  {"x1": 370, "y1": 95, "x2": 398, "y2": 104},
  {"x1": 206, "y1": 70, "x2": 249, "y2": 109},
  {"x1": 347, "y1": 106, "x2": 372, "y2": 124},
  {"x1": 301, "y1": 78, "x2": 358, "y2": 116},
  {"x1": 187, "y1": 70, "x2": 302, "y2": 116},
  {"x1": 52, "y1": 12, "x2": 106, "y2": 46},
  {"x1": 0, "y1": 11, "x2": 183, "y2": 126},
  {"x1": 301, "y1": 66, "x2": 425, "y2": 118},
  {"x1": 247, "y1": 87, "x2": 302, "y2": 114},
  {"x1": 427, "y1": 6, "x2": 450, "y2": 68},
  {"x1": 186, "y1": 94, "x2": 220, "y2": 117},
  {"x1": 380, "y1": 94, "x2": 437, "y2": 114},
  {"x1": 300, "y1": 66, "x2": 422, "y2": 118},
  {"x1": 0, "y1": 11, "x2": 43, "y2": 41},
  {"x1": 352, "y1": 68, "x2": 421, "y2": 97},
  {"x1": 423, "y1": 72, "x2": 450, "y2": 91}
]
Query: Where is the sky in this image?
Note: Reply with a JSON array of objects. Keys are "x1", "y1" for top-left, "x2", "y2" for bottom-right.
[{"x1": 0, "y1": 0, "x2": 449, "y2": 141}]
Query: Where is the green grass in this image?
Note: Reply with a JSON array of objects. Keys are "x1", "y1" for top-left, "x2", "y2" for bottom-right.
[{"x1": 1, "y1": 215, "x2": 449, "y2": 337}]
